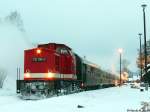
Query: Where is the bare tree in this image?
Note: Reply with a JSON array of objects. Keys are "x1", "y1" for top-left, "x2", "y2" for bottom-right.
[{"x1": 0, "y1": 68, "x2": 7, "y2": 88}]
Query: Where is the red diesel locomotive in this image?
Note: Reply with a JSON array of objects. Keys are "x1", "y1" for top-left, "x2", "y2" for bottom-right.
[
  {"x1": 17, "y1": 43, "x2": 118, "y2": 99},
  {"x1": 24, "y1": 43, "x2": 76, "y2": 80}
]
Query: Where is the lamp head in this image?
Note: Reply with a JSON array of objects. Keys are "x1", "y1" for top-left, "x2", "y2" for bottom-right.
[
  {"x1": 141, "y1": 4, "x2": 147, "y2": 8},
  {"x1": 118, "y1": 48, "x2": 123, "y2": 54},
  {"x1": 139, "y1": 33, "x2": 142, "y2": 36}
]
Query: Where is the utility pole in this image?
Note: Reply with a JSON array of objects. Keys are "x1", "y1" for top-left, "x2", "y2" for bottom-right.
[
  {"x1": 138, "y1": 33, "x2": 142, "y2": 81},
  {"x1": 118, "y1": 48, "x2": 123, "y2": 86},
  {"x1": 141, "y1": 4, "x2": 147, "y2": 75}
]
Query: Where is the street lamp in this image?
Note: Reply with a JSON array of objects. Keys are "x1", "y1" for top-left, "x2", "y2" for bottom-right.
[
  {"x1": 118, "y1": 48, "x2": 123, "y2": 86},
  {"x1": 141, "y1": 4, "x2": 147, "y2": 75},
  {"x1": 138, "y1": 33, "x2": 143, "y2": 81}
]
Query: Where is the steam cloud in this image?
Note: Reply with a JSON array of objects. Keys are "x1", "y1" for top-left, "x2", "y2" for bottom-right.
[{"x1": 0, "y1": 11, "x2": 30, "y2": 90}]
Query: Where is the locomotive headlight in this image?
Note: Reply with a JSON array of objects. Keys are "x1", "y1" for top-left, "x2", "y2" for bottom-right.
[
  {"x1": 36, "y1": 49, "x2": 41, "y2": 54},
  {"x1": 47, "y1": 72, "x2": 54, "y2": 78},
  {"x1": 24, "y1": 73, "x2": 30, "y2": 78}
]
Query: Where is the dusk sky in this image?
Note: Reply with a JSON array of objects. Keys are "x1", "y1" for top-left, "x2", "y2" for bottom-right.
[{"x1": 0, "y1": 0, "x2": 150, "y2": 73}]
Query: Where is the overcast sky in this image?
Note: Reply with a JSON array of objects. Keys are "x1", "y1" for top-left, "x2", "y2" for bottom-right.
[{"x1": 0, "y1": 0, "x2": 150, "y2": 73}]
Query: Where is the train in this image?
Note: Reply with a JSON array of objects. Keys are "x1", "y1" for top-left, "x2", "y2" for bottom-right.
[{"x1": 16, "y1": 43, "x2": 119, "y2": 99}]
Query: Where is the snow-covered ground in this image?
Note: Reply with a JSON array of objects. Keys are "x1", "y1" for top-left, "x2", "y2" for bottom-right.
[{"x1": 0, "y1": 85, "x2": 149, "y2": 112}]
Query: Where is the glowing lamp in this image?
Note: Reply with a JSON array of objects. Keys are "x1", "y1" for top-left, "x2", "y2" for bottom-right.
[
  {"x1": 118, "y1": 48, "x2": 123, "y2": 54},
  {"x1": 36, "y1": 49, "x2": 41, "y2": 54},
  {"x1": 47, "y1": 72, "x2": 54, "y2": 78},
  {"x1": 24, "y1": 73, "x2": 30, "y2": 78}
]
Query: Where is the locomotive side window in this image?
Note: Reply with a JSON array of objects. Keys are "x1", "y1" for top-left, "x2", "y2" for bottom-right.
[
  {"x1": 61, "y1": 49, "x2": 69, "y2": 54},
  {"x1": 32, "y1": 57, "x2": 46, "y2": 62},
  {"x1": 56, "y1": 47, "x2": 70, "y2": 55}
]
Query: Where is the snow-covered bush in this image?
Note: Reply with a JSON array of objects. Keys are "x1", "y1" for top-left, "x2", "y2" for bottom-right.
[{"x1": 0, "y1": 68, "x2": 7, "y2": 88}]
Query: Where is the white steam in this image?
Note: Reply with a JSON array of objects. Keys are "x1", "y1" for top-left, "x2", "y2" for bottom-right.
[{"x1": 0, "y1": 13, "x2": 30, "y2": 90}]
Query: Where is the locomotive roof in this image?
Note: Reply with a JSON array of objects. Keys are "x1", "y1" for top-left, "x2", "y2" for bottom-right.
[{"x1": 38, "y1": 43, "x2": 72, "y2": 50}]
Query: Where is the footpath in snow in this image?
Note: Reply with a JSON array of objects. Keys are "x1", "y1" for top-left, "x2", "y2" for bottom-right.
[{"x1": 0, "y1": 85, "x2": 149, "y2": 112}]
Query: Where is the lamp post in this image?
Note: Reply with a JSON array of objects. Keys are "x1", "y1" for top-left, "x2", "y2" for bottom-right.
[
  {"x1": 138, "y1": 33, "x2": 142, "y2": 81},
  {"x1": 118, "y1": 48, "x2": 123, "y2": 86},
  {"x1": 141, "y1": 4, "x2": 147, "y2": 75}
]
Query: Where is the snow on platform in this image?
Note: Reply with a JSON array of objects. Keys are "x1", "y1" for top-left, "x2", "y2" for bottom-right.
[{"x1": 0, "y1": 85, "x2": 149, "y2": 112}]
